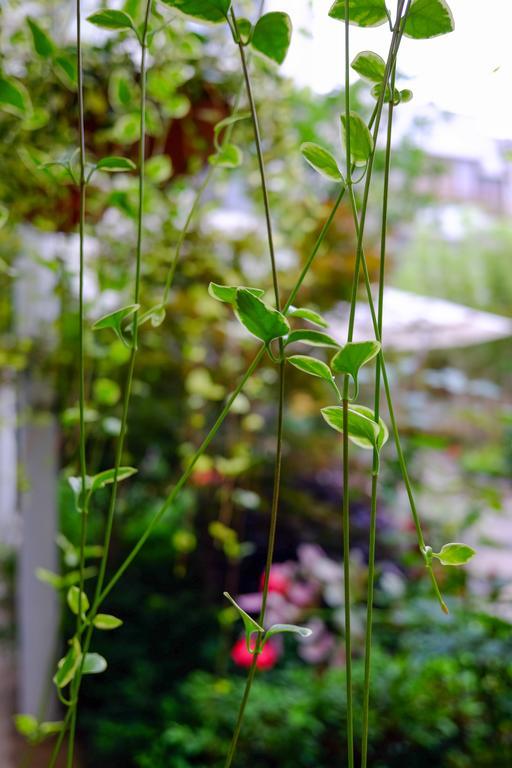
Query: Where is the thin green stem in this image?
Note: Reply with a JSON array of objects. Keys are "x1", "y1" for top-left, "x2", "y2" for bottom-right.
[
  {"x1": 224, "y1": 361, "x2": 285, "y2": 768},
  {"x1": 231, "y1": 8, "x2": 280, "y2": 310},
  {"x1": 222, "y1": 12, "x2": 286, "y2": 765},
  {"x1": 61, "y1": 5, "x2": 153, "y2": 765},
  {"x1": 341, "y1": 3, "x2": 354, "y2": 765},
  {"x1": 66, "y1": 0, "x2": 87, "y2": 762},
  {"x1": 360, "y1": 63, "x2": 396, "y2": 768}
]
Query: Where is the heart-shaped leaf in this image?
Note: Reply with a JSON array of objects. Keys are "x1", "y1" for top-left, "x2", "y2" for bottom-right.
[
  {"x1": 432, "y1": 543, "x2": 476, "y2": 566},
  {"x1": 235, "y1": 289, "x2": 290, "y2": 343},
  {"x1": 67, "y1": 586, "x2": 90, "y2": 616},
  {"x1": 224, "y1": 591, "x2": 264, "y2": 653},
  {"x1": 208, "y1": 283, "x2": 265, "y2": 304},
  {"x1": 329, "y1": 0, "x2": 389, "y2": 27},
  {"x1": 82, "y1": 653, "x2": 108, "y2": 676},
  {"x1": 285, "y1": 330, "x2": 340, "y2": 349},
  {"x1": 92, "y1": 304, "x2": 140, "y2": 346},
  {"x1": 340, "y1": 112, "x2": 374, "y2": 167},
  {"x1": 96, "y1": 156, "x2": 136, "y2": 173},
  {"x1": 331, "y1": 340, "x2": 381, "y2": 399},
  {"x1": 93, "y1": 614, "x2": 124, "y2": 630},
  {"x1": 351, "y1": 50, "x2": 386, "y2": 82},
  {"x1": 159, "y1": 0, "x2": 230, "y2": 24},
  {"x1": 287, "y1": 307, "x2": 328, "y2": 328},
  {"x1": 27, "y1": 17, "x2": 55, "y2": 58},
  {"x1": 251, "y1": 12, "x2": 292, "y2": 65},
  {"x1": 403, "y1": 0, "x2": 454, "y2": 39},
  {"x1": 87, "y1": 9, "x2": 136, "y2": 32},
  {"x1": 288, "y1": 355, "x2": 341, "y2": 398},
  {"x1": 301, "y1": 142, "x2": 342, "y2": 182},
  {"x1": 321, "y1": 404, "x2": 387, "y2": 452}
]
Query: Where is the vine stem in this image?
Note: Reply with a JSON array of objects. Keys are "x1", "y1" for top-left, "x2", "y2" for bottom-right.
[
  {"x1": 66, "y1": 0, "x2": 87, "y2": 762},
  {"x1": 360, "y1": 61, "x2": 397, "y2": 768},
  {"x1": 341, "y1": 2, "x2": 354, "y2": 765},
  {"x1": 223, "y1": 10, "x2": 285, "y2": 766},
  {"x1": 60, "y1": 4, "x2": 153, "y2": 766}
]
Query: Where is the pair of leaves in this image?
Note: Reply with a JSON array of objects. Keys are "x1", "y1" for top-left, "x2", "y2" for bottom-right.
[
  {"x1": 68, "y1": 467, "x2": 137, "y2": 512},
  {"x1": 301, "y1": 111, "x2": 373, "y2": 179},
  {"x1": 209, "y1": 283, "x2": 290, "y2": 344},
  {"x1": 162, "y1": 2, "x2": 292, "y2": 65},
  {"x1": 66, "y1": 588, "x2": 123, "y2": 629},
  {"x1": 14, "y1": 714, "x2": 63, "y2": 745},
  {"x1": 208, "y1": 113, "x2": 250, "y2": 168},
  {"x1": 321, "y1": 404, "x2": 389, "y2": 453},
  {"x1": 54, "y1": 638, "x2": 107, "y2": 688},
  {"x1": 92, "y1": 304, "x2": 140, "y2": 346},
  {"x1": 224, "y1": 592, "x2": 312, "y2": 653},
  {"x1": 328, "y1": 0, "x2": 454, "y2": 40}
]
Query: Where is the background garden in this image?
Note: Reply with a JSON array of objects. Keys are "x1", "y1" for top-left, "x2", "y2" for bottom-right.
[{"x1": 1, "y1": 0, "x2": 512, "y2": 766}]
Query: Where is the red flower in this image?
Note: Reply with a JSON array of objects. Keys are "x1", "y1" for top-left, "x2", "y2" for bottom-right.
[
  {"x1": 230, "y1": 637, "x2": 279, "y2": 670},
  {"x1": 259, "y1": 565, "x2": 290, "y2": 596}
]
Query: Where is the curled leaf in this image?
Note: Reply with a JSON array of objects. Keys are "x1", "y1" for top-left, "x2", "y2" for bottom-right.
[
  {"x1": 224, "y1": 591, "x2": 263, "y2": 652},
  {"x1": 235, "y1": 289, "x2": 290, "y2": 344}
]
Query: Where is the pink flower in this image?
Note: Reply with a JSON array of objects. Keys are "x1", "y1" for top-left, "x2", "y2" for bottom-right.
[
  {"x1": 259, "y1": 565, "x2": 291, "y2": 596},
  {"x1": 230, "y1": 637, "x2": 279, "y2": 670}
]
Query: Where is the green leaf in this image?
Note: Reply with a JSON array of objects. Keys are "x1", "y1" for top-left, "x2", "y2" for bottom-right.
[
  {"x1": 288, "y1": 355, "x2": 340, "y2": 398},
  {"x1": 14, "y1": 714, "x2": 39, "y2": 740},
  {"x1": 321, "y1": 405, "x2": 386, "y2": 452},
  {"x1": 208, "y1": 283, "x2": 264, "y2": 304},
  {"x1": 38, "y1": 721, "x2": 64, "y2": 738},
  {"x1": 400, "y1": 88, "x2": 414, "y2": 103},
  {"x1": 213, "y1": 112, "x2": 250, "y2": 152},
  {"x1": 432, "y1": 543, "x2": 476, "y2": 566},
  {"x1": 403, "y1": 0, "x2": 454, "y2": 39},
  {"x1": 68, "y1": 475, "x2": 92, "y2": 512},
  {"x1": 67, "y1": 586, "x2": 90, "y2": 616},
  {"x1": 0, "y1": 77, "x2": 31, "y2": 118},
  {"x1": 285, "y1": 330, "x2": 340, "y2": 349},
  {"x1": 93, "y1": 614, "x2": 124, "y2": 630},
  {"x1": 264, "y1": 623, "x2": 313, "y2": 640},
  {"x1": 27, "y1": 17, "x2": 55, "y2": 58},
  {"x1": 145, "y1": 155, "x2": 173, "y2": 183},
  {"x1": 136, "y1": 305, "x2": 166, "y2": 328},
  {"x1": 300, "y1": 142, "x2": 342, "y2": 182},
  {"x1": 371, "y1": 82, "x2": 401, "y2": 105},
  {"x1": 340, "y1": 112, "x2": 374, "y2": 167},
  {"x1": 0, "y1": 204, "x2": 9, "y2": 230},
  {"x1": 159, "y1": 0, "x2": 230, "y2": 24},
  {"x1": 331, "y1": 340, "x2": 381, "y2": 398},
  {"x1": 82, "y1": 653, "x2": 108, "y2": 676},
  {"x1": 251, "y1": 12, "x2": 292, "y2": 65},
  {"x1": 235, "y1": 289, "x2": 290, "y2": 344},
  {"x1": 224, "y1": 591, "x2": 263, "y2": 653},
  {"x1": 350, "y1": 404, "x2": 389, "y2": 450},
  {"x1": 53, "y1": 638, "x2": 81, "y2": 688},
  {"x1": 288, "y1": 307, "x2": 328, "y2": 328},
  {"x1": 329, "y1": 0, "x2": 389, "y2": 27},
  {"x1": 53, "y1": 55, "x2": 77, "y2": 90},
  {"x1": 96, "y1": 156, "x2": 136, "y2": 173},
  {"x1": 235, "y1": 17, "x2": 252, "y2": 42},
  {"x1": 87, "y1": 9, "x2": 136, "y2": 32},
  {"x1": 90, "y1": 466, "x2": 138, "y2": 493},
  {"x1": 208, "y1": 144, "x2": 243, "y2": 168},
  {"x1": 92, "y1": 304, "x2": 140, "y2": 346},
  {"x1": 351, "y1": 50, "x2": 386, "y2": 82}
]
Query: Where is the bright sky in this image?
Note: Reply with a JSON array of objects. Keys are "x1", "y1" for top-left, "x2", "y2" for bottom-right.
[{"x1": 267, "y1": 0, "x2": 512, "y2": 140}]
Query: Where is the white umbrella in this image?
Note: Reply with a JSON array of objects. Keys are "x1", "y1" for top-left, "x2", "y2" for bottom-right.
[{"x1": 334, "y1": 287, "x2": 512, "y2": 351}]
